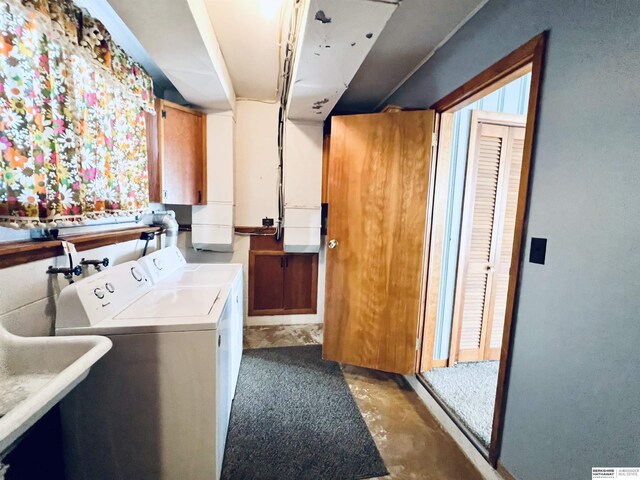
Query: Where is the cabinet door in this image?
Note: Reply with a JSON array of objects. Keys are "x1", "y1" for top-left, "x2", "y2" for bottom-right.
[
  {"x1": 145, "y1": 107, "x2": 161, "y2": 203},
  {"x1": 159, "y1": 100, "x2": 206, "y2": 205},
  {"x1": 249, "y1": 252, "x2": 284, "y2": 314},
  {"x1": 283, "y1": 254, "x2": 318, "y2": 313}
]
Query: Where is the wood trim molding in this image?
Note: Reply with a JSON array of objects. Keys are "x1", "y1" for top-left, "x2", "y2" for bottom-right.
[
  {"x1": 158, "y1": 98, "x2": 206, "y2": 116},
  {"x1": 235, "y1": 226, "x2": 277, "y2": 235},
  {"x1": 416, "y1": 112, "x2": 441, "y2": 372},
  {"x1": 431, "y1": 359, "x2": 448, "y2": 368},
  {"x1": 321, "y1": 135, "x2": 330, "y2": 204},
  {"x1": 419, "y1": 111, "x2": 454, "y2": 372},
  {"x1": 421, "y1": 31, "x2": 547, "y2": 468},
  {"x1": 250, "y1": 233, "x2": 282, "y2": 251},
  {"x1": 0, "y1": 226, "x2": 162, "y2": 269},
  {"x1": 431, "y1": 34, "x2": 543, "y2": 113},
  {"x1": 489, "y1": 32, "x2": 547, "y2": 467},
  {"x1": 497, "y1": 462, "x2": 518, "y2": 480}
]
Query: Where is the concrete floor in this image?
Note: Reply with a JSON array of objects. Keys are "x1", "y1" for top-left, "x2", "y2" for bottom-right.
[{"x1": 243, "y1": 324, "x2": 484, "y2": 480}]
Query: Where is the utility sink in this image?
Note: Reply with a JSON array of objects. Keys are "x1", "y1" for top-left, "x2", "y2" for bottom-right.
[{"x1": 0, "y1": 320, "x2": 111, "y2": 455}]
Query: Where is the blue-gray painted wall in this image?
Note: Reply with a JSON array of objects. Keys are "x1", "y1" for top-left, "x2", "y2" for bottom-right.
[
  {"x1": 386, "y1": 1, "x2": 640, "y2": 479},
  {"x1": 434, "y1": 73, "x2": 530, "y2": 361}
]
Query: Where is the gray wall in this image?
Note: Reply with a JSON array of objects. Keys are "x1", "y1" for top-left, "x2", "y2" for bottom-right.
[{"x1": 386, "y1": 1, "x2": 640, "y2": 479}]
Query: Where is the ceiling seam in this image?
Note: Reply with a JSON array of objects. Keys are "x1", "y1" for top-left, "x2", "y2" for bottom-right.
[{"x1": 372, "y1": 0, "x2": 490, "y2": 111}]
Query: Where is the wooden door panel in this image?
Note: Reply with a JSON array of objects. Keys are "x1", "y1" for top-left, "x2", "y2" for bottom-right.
[
  {"x1": 161, "y1": 101, "x2": 205, "y2": 205},
  {"x1": 145, "y1": 104, "x2": 161, "y2": 203},
  {"x1": 249, "y1": 253, "x2": 284, "y2": 313},
  {"x1": 323, "y1": 110, "x2": 434, "y2": 375},
  {"x1": 283, "y1": 255, "x2": 318, "y2": 313}
]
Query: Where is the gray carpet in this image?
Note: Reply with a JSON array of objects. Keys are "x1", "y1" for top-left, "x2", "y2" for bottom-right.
[
  {"x1": 423, "y1": 361, "x2": 499, "y2": 448},
  {"x1": 221, "y1": 346, "x2": 388, "y2": 480}
]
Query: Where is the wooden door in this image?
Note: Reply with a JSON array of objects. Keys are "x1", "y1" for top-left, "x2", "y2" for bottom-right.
[
  {"x1": 145, "y1": 105, "x2": 161, "y2": 203},
  {"x1": 283, "y1": 255, "x2": 318, "y2": 312},
  {"x1": 451, "y1": 112, "x2": 525, "y2": 363},
  {"x1": 323, "y1": 110, "x2": 435, "y2": 375},
  {"x1": 158, "y1": 100, "x2": 206, "y2": 205},
  {"x1": 249, "y1": 252, "x2": 285, "y2": 313}
]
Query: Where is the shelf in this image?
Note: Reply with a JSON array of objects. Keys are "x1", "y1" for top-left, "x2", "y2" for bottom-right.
[{"x1": 0, "y1": 226, "x2": 162, "y2": 269}]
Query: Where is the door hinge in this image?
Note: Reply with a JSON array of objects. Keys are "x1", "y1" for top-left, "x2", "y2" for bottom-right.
[
  {"x1": 432, "y1": 132, "x2": 438, "y2": 149},
  {"x1": 416, "y1": 337, "x2": 422, "y2": 351},
  {"x1": 161, "y1": 110, "x2": 167, "y2": 119}
]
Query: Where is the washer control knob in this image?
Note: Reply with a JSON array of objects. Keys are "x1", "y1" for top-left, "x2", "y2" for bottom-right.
[
  {"x1": 153, "y1": 258, "x2": 164, "y2": 270},
  {"x1": 93, "y1": 287, "x2": 105, "y2": 299},
  {"x1": 105, "y1": 282, "x2": 115, "y2": 293},
  {"x1": 131, "y1": 267, "x2": 143, "y2": 282}
]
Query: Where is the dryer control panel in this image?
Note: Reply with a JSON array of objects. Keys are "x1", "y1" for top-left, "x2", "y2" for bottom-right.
[{"x1": 138, "y1": 246, "x2": 186, "y2": 284}]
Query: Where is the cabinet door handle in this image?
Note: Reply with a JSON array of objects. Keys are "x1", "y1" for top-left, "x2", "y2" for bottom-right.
[
  {"x1": 197, "y1": 190, "x2": 202, "y2": 204},
  {"x1": 280, "y1": 257, "x2": 284, "y2": 268},
  {"x1": 284, "y1": 256, "x2": 289, "y2": 268}
]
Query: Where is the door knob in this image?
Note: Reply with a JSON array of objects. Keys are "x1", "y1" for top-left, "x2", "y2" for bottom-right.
[{"x1": 328, "y1": 239, "x2": 338, "y2": 249}]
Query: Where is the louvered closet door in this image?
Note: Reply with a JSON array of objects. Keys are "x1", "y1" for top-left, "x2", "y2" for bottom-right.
[
  {"x1": 454, "y1": 123, "x2": 509, "y2": 362},
  {"x1": 485, "y1": 126, "x2": 525, "y2": 360}
]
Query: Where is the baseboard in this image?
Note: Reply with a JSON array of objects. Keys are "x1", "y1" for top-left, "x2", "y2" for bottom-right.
[
  {"x1": 404, "y1": 375, "x2": 506, "y2": 480},
  {"x1": 497, "y1": 462, "x2": 517, "y2": 480},
  {"x1": 244, "y1": 315, "x2": 324, "y2": 327}
]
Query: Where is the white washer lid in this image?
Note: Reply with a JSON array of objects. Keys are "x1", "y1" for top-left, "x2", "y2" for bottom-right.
[
  {"x1": 154, "y1": 264, "x2": 241, "y2": 288},
  {"x1": 57, "y1": 285, "x2": 229, "y2": 336},
  {"x1": 114, "y1": 287, "x2": 221, "y2": 320}
]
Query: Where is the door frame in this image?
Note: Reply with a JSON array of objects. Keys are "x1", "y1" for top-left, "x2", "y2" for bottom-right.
[
  {"x1": 448, "y1": 110, "x2": 527, "y2": 366},
  {"x1": 416, "y1": 32, "x2": 547, "y2": 467}
]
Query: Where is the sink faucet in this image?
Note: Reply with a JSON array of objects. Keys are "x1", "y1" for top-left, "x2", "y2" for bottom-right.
[{"x1": 80, "y1": 257, "x2": 110, "y2": 272}]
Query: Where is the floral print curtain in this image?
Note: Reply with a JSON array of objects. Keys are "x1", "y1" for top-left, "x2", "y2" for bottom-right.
[{"x1": 0, "y1": 0, "x2": 154, "y2": 228}]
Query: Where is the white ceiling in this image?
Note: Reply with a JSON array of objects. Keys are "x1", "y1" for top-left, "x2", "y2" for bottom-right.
[
  {"x1": 287, "y1": 0, "x2": 398, "y2": 121},
  {"x1": 106, "y1": 0, "x2": 234, "y2": 111},
  {"x1": 97, "y1": 0, "x2": 489, "y2": 116},
  {"x1": 204, "y1": 0, "x2": 290, "y2": 102},
  {"x1": 77, "y1": 0, "x2": 174, "y2": 94},
  {"x1": 334, "y1": 0, "x2": 488, "y2": 114}
]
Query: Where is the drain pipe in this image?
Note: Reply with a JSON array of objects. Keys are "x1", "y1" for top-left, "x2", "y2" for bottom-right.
[{"x1": 140, "y1": 210, "x2": 179, "y2": 248}]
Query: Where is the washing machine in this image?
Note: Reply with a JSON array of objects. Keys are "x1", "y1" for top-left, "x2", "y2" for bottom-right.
[
  {"x1": 56, "y1": 261, "x2": 234, "y2": 480},
  {"x1": 138, "y1": 246, "x2": 243, "y2": 393}
]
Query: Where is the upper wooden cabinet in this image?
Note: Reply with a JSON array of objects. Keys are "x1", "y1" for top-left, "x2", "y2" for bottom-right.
[{"x1": 146, "y1": 99, "x2": 206, "y2": 205}]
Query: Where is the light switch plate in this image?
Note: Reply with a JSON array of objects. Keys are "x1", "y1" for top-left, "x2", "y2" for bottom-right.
[{"x1": 529, "y1": 237, "x2": 547, "y2": 265}]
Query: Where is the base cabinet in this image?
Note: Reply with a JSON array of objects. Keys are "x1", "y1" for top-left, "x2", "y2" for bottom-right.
[{"x1": 249, "y1": 250, "x2": 318, "y2": 316}]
